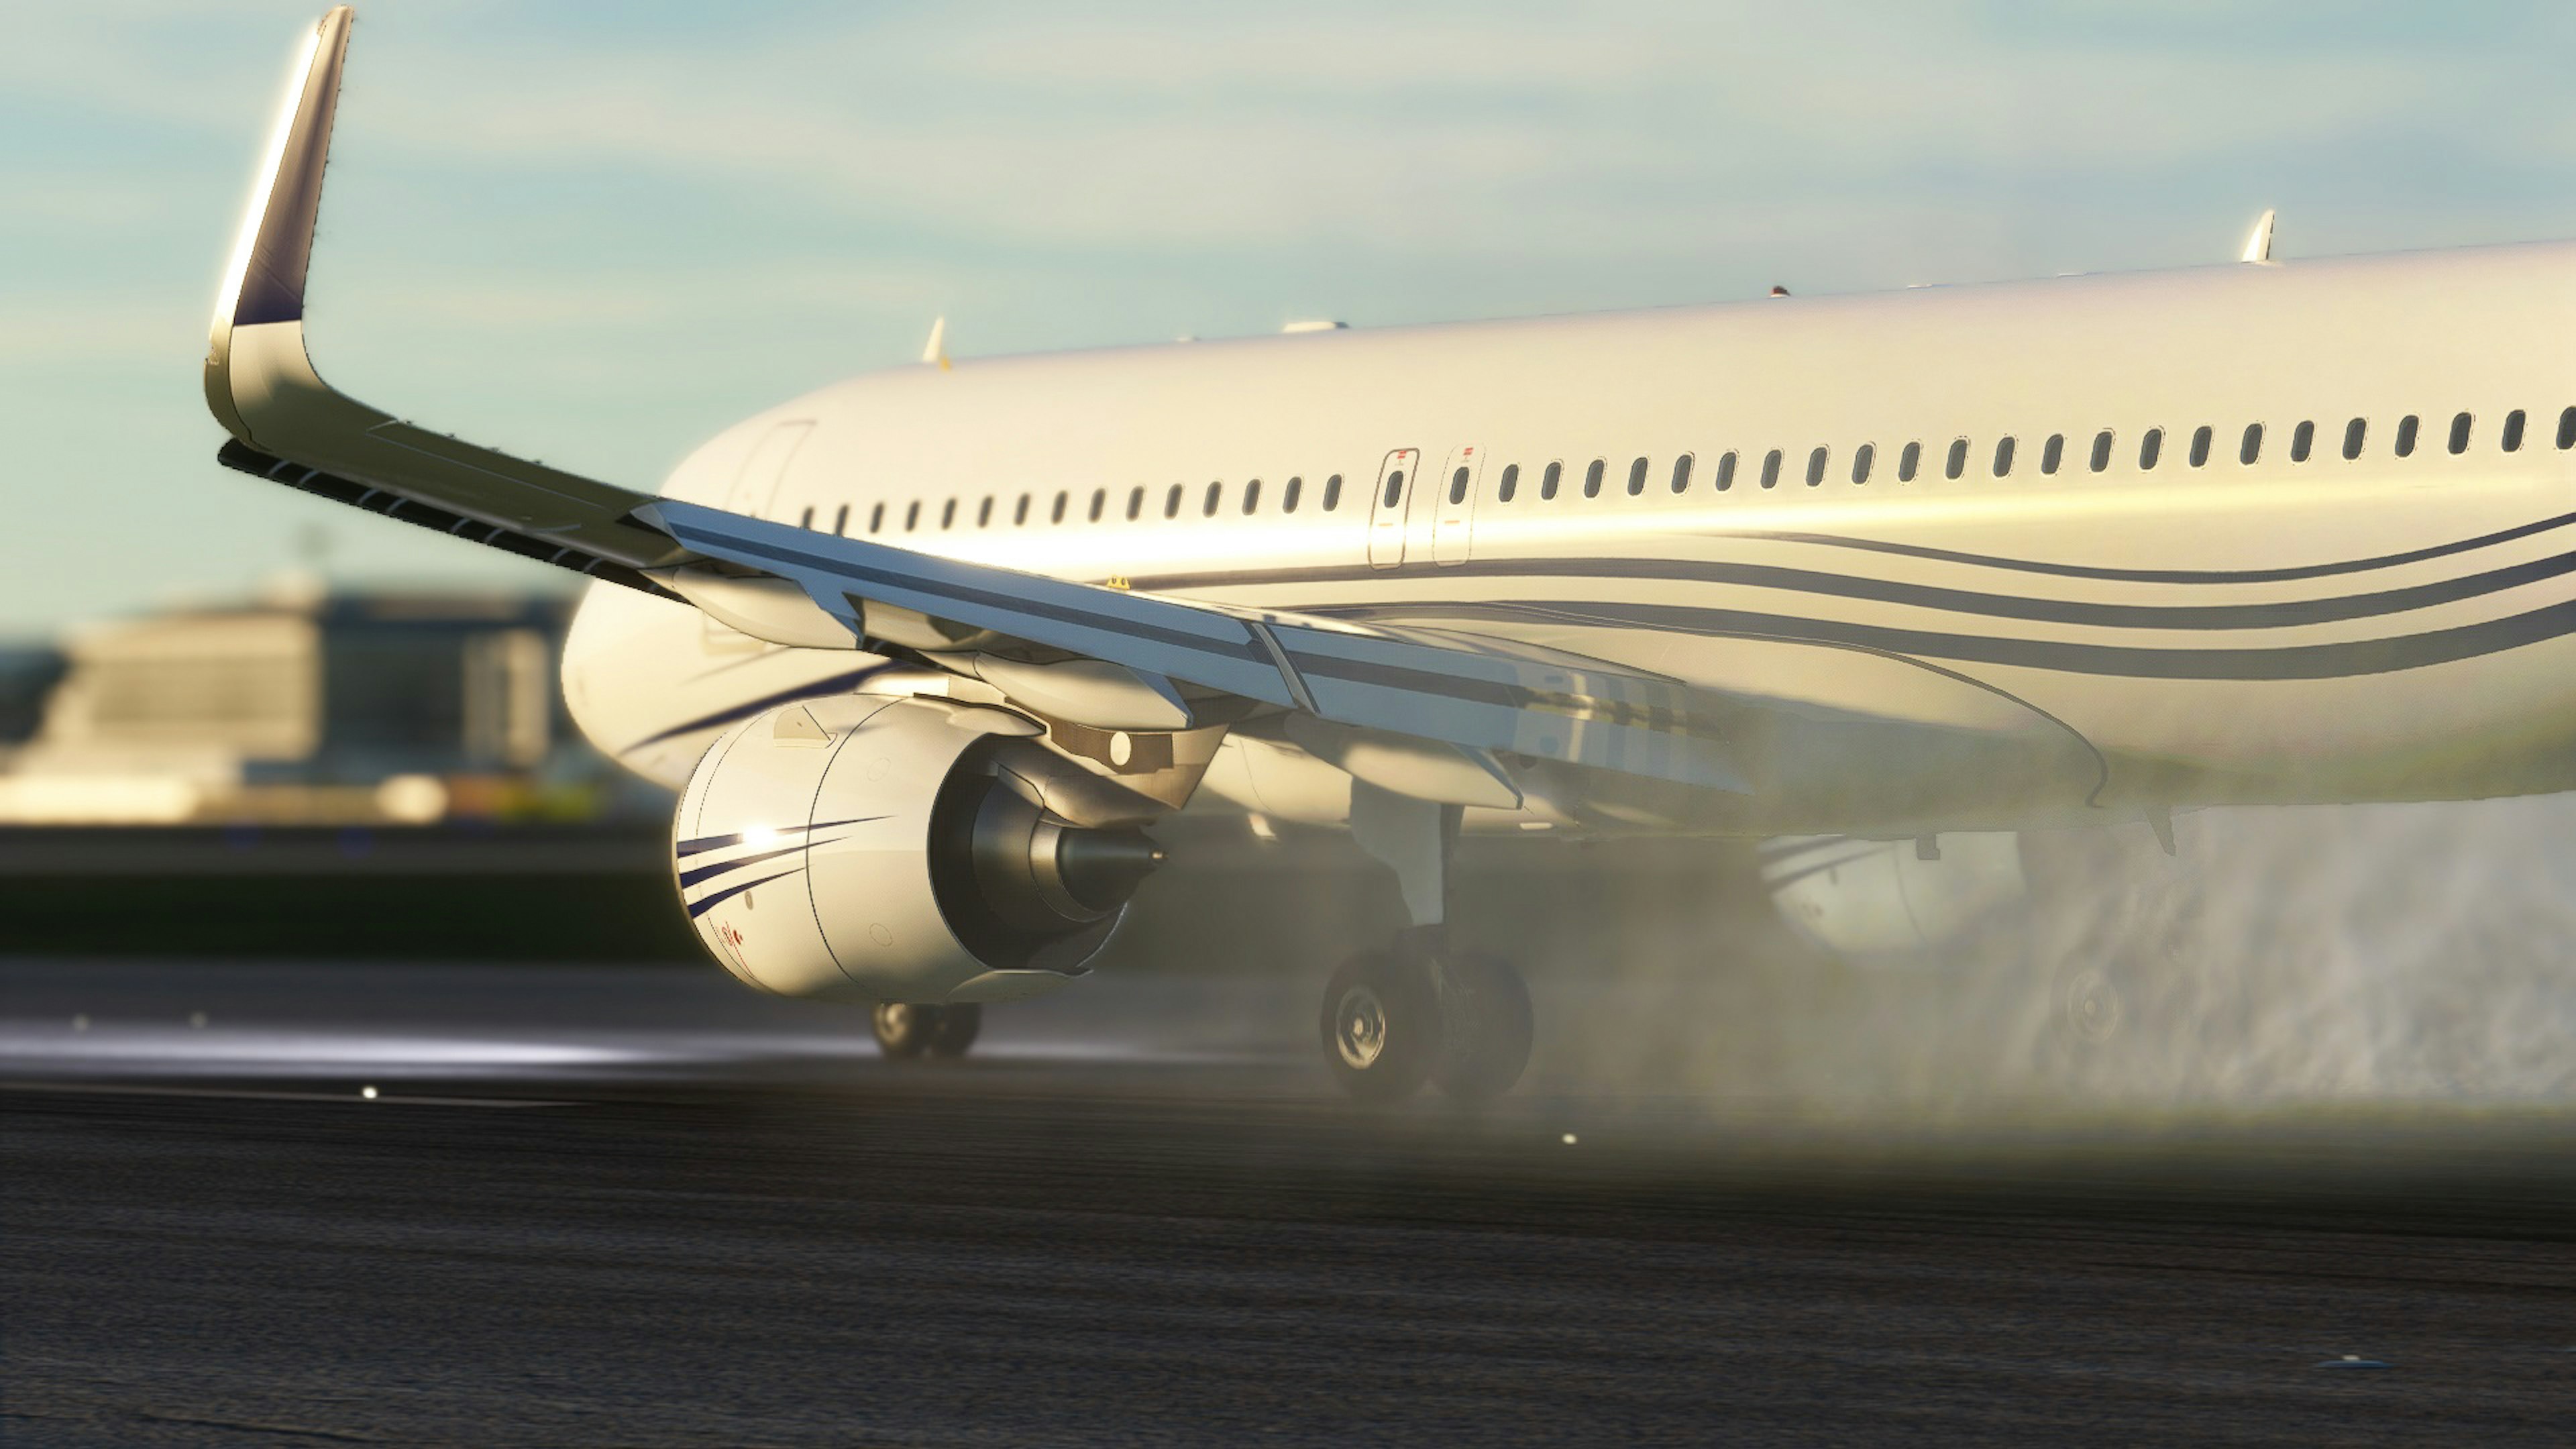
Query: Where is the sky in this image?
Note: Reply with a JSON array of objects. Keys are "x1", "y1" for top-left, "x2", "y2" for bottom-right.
[{"x1": 3, "y1": 1, "x2": 2573, "y2": 640}]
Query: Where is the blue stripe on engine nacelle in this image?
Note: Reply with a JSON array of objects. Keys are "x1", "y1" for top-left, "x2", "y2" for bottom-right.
[
  {"x1": 674, "y1": 815, "x2": 888, "y2": 861},
  {"x1": 684, "y1": 867, "x2": 802, "y2": 920}
]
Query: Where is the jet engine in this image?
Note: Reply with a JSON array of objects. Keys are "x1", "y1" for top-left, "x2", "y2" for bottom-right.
[
  {"x1": 1763, "y1": 832, "x2": 2028, "y2": 962},
  {"x1": 674, "y1": 695, "x2": 1165, "y2": 1003}
]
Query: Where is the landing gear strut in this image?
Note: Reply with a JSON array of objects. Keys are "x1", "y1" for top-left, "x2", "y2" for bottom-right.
[
  {"x1": 872, "y1": 1001, "x2": 981, "y2": 1061},
  {"x1": 1322, "y1": 783, "x2": 1533, "y2": 1104}
]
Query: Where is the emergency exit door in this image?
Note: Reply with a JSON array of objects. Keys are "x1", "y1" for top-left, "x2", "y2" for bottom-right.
[
  {"x1": 1431, "y1": 444, "x2": 1483, "y2": 565},
  {"x1": 1366, "y1": 448, "x2": 1420, "y2": 568}
]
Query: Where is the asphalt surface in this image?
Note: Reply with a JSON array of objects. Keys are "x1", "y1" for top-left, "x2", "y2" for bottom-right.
[{"x1": 7, "y1": 957, "x2": 2575, "y2": 1446}]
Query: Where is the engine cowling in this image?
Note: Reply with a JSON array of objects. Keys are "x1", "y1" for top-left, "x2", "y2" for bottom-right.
[
  {"x1": 674, "y1": 696, "x2": 1164, "y2": 1003},
  {"x1": 1764, "y1": 833, "x2": 2028, "y2": 962}
]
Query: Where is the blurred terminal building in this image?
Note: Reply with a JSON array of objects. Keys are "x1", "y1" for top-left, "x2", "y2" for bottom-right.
[
  {"x1": 0, "y1": 579, "x2": 653, "y2": 828},
  {"x1": 0, "y1": 586, "x2": 1762, "y2": 968}
]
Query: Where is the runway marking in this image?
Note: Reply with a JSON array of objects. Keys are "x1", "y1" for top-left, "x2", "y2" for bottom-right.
[{"x1": 0, "y1": 1080, "x2": 580, "y2": 1108}]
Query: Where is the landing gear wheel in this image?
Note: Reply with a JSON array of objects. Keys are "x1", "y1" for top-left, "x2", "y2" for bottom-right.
[
  {"x1": 1321, "y1": 949, "x2": 1440, "y2": 1104},
  {"x1": 2057, "y1": 966, "x2": 2127, "y2": 1045},
  {"x1": 1434, "y1": 953, "x2": 1532, "y2": 1103},
  {"x1": 872, "y1": 1002, "x2": 978, "y2": 1061}
]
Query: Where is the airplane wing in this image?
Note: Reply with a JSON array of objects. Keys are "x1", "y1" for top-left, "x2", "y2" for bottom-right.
[
  {"x1": 205, "y1": 7, "x2": 1754, "y2": 796},
  {"x1": 205, "y1": 8, "x2": 686, "y2": 595}
]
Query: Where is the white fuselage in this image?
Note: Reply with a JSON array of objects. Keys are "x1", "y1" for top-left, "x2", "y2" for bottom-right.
[{"x1": 566, "y1": 241, "x2": 2576, "y2": 837}]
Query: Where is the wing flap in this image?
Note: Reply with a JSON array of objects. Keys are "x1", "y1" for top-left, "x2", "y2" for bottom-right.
[
  {"x1": 1265, "y1": 620, "x2": 1743, "y2": 790},
  {"x1": 645, "y1": 500, "x2": 1303, "y2": 708},
  {"x1": 645, "y1": 500, "x2": 1752, "y2": 790}
]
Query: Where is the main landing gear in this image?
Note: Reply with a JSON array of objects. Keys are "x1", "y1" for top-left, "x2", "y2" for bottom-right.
[
  {"x1": 1322, "y1": 931, "x2": 1532, "y2": 1103},
  {"x1": 1321, "y1": 782, "x2": 1534, "y2": 1104},
  {"x1": 871, "y1": 1001, "x2": 981, "y2": 1061}
]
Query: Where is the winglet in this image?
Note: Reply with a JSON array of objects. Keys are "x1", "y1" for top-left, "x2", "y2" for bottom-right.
[
  {"x1": 212, "y1": 7, "x2": 352, "y2": 337},
  {"x1": 205, "y1": 6, "x2": 354, "y2": 446},
  {"x1": 2240, "y1": 208, "x2": 2277, "y2": 264},
  {"x1": 920, "y1": 316, "x2": 950, "y2": 370}
]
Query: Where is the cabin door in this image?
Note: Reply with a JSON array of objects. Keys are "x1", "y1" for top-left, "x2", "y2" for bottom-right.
[{"x1": 1366, "y1": 447, "x2": 1421, "y2": 569}]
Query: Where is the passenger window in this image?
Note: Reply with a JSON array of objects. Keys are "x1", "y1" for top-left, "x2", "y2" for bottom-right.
[
  {"x1": 1851, "y1": 443, "x2": 1874, "y2": 484},
  {"x1": 1898, "y1": 441, "x2": 1921, "y2": 482},
  {"x1": 1497, "y1": 464, "x2": 1519, "y2": 502},
  {"x1": 1670, "y1": 454, "x2": 1693, "y2": 492},
  {"x1": 1012, "y1": 496, "x2": 1028, "y2": 525},
  {"x1": 2448, "y1": 412, "x2": 2473, "y2": 454},
  {"x1": 1166, "y1": 483, "x2": 1185, "y2": 519},
  {"x1": 1381, "y1": 471, "x2": 1404, "y2": 508},
  {"x1": 1322, "y1": 474, "x2": 1343, "y2": 510},
  {"x1": 2290, "y1": 420, "x2": 2315, "y2": 462},
  {"x1": 2089, "y1": 430, "x2": 2112, "y2": 473},
  {"x1": 1283, "y1": 476, "x2": 1303, "y2": 513},
  {"x1": 2190, "y1": 426, "x2": 2214, "y2": 467},
  {"x1": 1583, "y1": 460, "x2": 1606, "y2": 498},
  {"x1": 1244, "y1": 478, "x2": 1262, "y2": 513},
  {"x1": 1126, "y1": 486, "x2": 1143, "y2": 521},
  {"x1": 941, "y1": 499, "x2": 957, "y2": 529},
  {"x1": 1450, "y1": 466, "x2": 1471, "y2": 504},
  {"x1": 1204, "y1": 482, "x2": 1222, "y2": 517},
  {"x1": 2560, "y1": 406, "x2": 2576, "y2": 449},
  {"x1": 2041, "y1": 434, "x2": 2064, "y2": 475},
  {"x1": 904, "y1": 500, "x2": 920, "y2": 531},
  {"x1": 2502, "y1": 410, "x2": 2526, "y2": 453},
  {"x1": 799, "y1": 505, "x2": 814, "y2": 529},
  {"x1": 975, "y1": 497, "x2": 992, "y2": 527},
  {"x1": 1627, "y1": 457, "x2": 1649, "y2": 495},
  {"x1": 1714, "y1": 451, "x2": 1737, "y2": 490},
  {"x1": 2240, "y1": 423, "x2": 2263, "y2": 465},
  {"x1": 833, "y1": 504, "x2": 849, "y2": 535},
  {"x1": 1808, "y1": 446, "x2": 1829, "y2": 486},
  {"x1": 1541, "y1": 462, "x2": 1563, "y2": 500},
  {"x1": 1051, "y1": 490, "x2": 1068, "y2": 523},
  {"x1": 2343, "y1": 419, "x2": 2366, "y2": 460},
  {"x1": 1945, "y1": 438, "x2": 1968, "y2": 480},
  {"x1": 1088, "y1": 488, "x2": 1106, "y2": 522},
  {"x1": 2139, "y1": 428, "x2": 2163, "y2": 470},
  {"x1": 1992, "y1": 437, "x2": 2015, "y2": 477},
  {"x1": 2396, "y1": 415, "x2": 2420, "y2": 457},
  {"x1": 1760, "y1": 449, "x2": 1783, "y2": 489},
  {"x1": 869, "y1": 502, "x2": 885, "y2": 533}
]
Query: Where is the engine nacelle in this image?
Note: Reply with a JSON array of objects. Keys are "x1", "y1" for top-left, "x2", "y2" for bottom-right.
[
  {"x1": 674, "y1": 696, "x2": 1164, "y2": 1003},
  {"x1": 1764, "y1": 833, "x2": 2028, "y2": 963}
]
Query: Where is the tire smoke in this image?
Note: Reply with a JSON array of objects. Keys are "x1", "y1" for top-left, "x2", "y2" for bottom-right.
[{"x1": 1518, "y1": 799, "x2": 2576, "y2": 1114}]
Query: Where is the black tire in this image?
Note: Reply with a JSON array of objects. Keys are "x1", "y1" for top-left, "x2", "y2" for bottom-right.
[
  {"x1": 924, "y1": 1001, "x2": 981, "y2": 1059},
  {"x1": 1320, "y1": 948, "x2": 1440, "y2": 1104},
  {"x1": 871, "y1": 1002, "x2": 937, "y2": 1059},
  {"x1": 1434, "y1": 953, "x2": 1534, "y2": 1102}
]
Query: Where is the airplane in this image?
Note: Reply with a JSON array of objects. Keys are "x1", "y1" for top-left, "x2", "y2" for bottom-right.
[{"x1": 205, "y1": 8, "x2": 2576, "y2": 1101}]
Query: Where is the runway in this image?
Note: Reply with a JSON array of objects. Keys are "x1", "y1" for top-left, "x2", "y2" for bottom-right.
[{"x1": 7, "y1": 957, "x2": 2575, "y2": 1445}]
